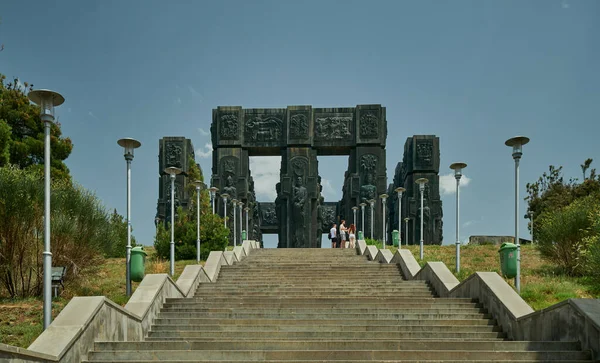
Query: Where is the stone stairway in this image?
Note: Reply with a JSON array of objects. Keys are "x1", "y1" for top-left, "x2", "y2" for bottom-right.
[{"x1": 85, "y1": 248, "x2": 592, "y2": 362}]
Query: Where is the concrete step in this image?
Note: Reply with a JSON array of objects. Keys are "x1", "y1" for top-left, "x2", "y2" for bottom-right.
[
  {"x1": 188, "y1": 291, "x2": 436, "y2": 298},
  {"x1": 86, "y1": 348, "x2": 591, "y2": 361},
  {"x1": 162, "y1": 302, "x2": 481, "y2": 309},
  {"x1": 152, "y1": 318, "x2": 498, "y2": 326},
  {"x1": 95, "y1": 341, "x2": 581, "y2": 352},
  {"x1": 159, "y1": 307, "x2": 488, "y2": 315},
  {"x1": 145, "y1": 331, "x2": 506, "y2": 340},
  {"x1": 84, "y1": 360, "x2": 593, "y2": 363},
  {"x1": 157, "y1": 312, "x2": 493, "y2": 320},
  {"x1": 149, "y1": 324, "x2": 501, "y2": 332}
]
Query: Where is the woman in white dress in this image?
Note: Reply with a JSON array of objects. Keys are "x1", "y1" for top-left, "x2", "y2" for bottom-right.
[{"x1": 348, "y1": 224, "x2": 356, "y2": 249}]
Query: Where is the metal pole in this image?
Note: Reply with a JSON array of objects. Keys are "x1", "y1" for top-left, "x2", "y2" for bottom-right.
[
  {"x1": 382, "y1": 200, "x2": 386, "y2": 249},
  {"x1": 125, "y1": 157, "x2": 132, "y2": 296},
  {"x1": 170, "y1": 174, "x2": 175, "y2": 276},
  {"x1": 398, "y1": 193, "x2": 402, "y2": 245},
  {"x1": 420, "y1": 187, "x2": 424, "y2": 260},
  {"x1": 361, "y1": 205, "x2": 365, "y2": 238},
  {"x1": 196, "y1": 186, "x2": 200, "y2": 264},
  {"x1": 233, "y1": 203, "x2": 237, "y2": 247},
  {"x1": 353, "y1": 209, "x2": 357, "y2": 228},
  {"x1": 455, "y1": 177, "x2": 460, "y2": 273},
  {"x1": 43, "y1": 121, "x2": 52, "y2": 329},
  {"x1": 370, "y1": 203, "x2": 374, "y2": 240},
  {"x1": 405, "y1": 219, "x2": 409, "y2": 247},
  {"x1": 515, "y1": 158, "x2": 521, "y2": 293},
  {"x1": 531, "y1": 212, "x2": 534, "y2": 244},
  {"x1": 211, "y1": 194, "x2": 215, "y2": 215},
  {"x1": 239, "y1": 204, "x2": 243, "y2": 242},
  {"x1": 246, "y1": 208, "x2": 249, "y2": 239}
]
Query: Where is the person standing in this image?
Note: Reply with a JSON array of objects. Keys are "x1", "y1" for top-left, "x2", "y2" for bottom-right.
[
  {"x1": 339, "y1": 220, "x2": 347, "y2": 248},
  {"x1": 348, "y1": 224, "x2": 356, "y2": 249},
  {"x1": 330, "y1": 223, "x2": 338, "y2": 249}
]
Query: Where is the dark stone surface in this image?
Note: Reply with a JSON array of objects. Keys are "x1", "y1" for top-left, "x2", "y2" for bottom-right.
[
  {"x1": 210, "y1": 105, "x2": 388, "y2": 247},
  {"x1": 155, "y1": 137, "x2": 197, "y2": 227},
  {"x1": 389, "y1": 136, "x2": 443, "y2": 245}
]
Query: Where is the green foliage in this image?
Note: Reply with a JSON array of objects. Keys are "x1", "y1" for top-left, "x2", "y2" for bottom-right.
[
  {"x1": 104, "y1": 209, "x2": 137, "y2": 258},
  {"x1": 0, "y1": 166, "x2": 134, "y2": 297},
  {"x1": 365, "y1": 238, "x2": 383, "y2": 248},
  {"x1": 528, "y1": 160, "x2": 600, "y2": 276},
  {"x1": 0, "y1": 74, "x2": 73, "y2": 180}
]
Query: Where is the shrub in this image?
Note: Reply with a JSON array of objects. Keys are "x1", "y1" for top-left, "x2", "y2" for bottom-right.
[{"x1": 536, "y1": 195, "x2": 600, "y2": 275}]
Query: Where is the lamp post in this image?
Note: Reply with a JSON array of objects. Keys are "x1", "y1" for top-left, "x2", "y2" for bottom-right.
[
  {"x1": 117, "y1": 138, "x2": 141, "y2": 297},
  {"x1": 232, "y1": 199, "x2": 238, "y2": 247},
  {"x1": 192, "y1": 180, "x2": 204, "y2": 264},
  {"x1": 394, "y1": 187, "x2": 405, "y2": 246},
  {"x1": 368, "y1": 199, "x2": 375, "y2": 240},
  {"x1": 244, "y1": 206, "x2": 250, "y2": 239},
  {"x1": 380, "y1": 194, "x2": 388, "y2": 248},
  {"x1": 416, "y1": 178, "x2": 429, "y2": 260},
  {"x1": 28, "y1": 89, "x2": 64, "y2": 330},
  {"x1": 360, "y1": 203, "x2": 366, "y2": 239},
  {"x1": 505, "y1": 136, "x2": 530, "y2": 294},
  {"x1": 404, "y1": 217, "x2": 410, "y2": 246},
  {"x1": 352, "y1": 206, "x2": 358, "y2": 230},
  {"x1": 209, "y1": 187, "x2": 219, "y2": 215},
  {"x1": 164, "y1": 167, "x2": 182, "y2": 276},
  {"x1": 238, "y1": 201, "x2": 243, "y2": 242},
  {"x1": 221, "y1": 193, "x2": 229, "y2": 230},
  {"x1": 450, "y1": 162, "x2": 467, "y2": 273}
]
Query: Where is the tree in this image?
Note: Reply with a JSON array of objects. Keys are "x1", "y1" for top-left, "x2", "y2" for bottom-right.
[
  {"x1": 0, "y1": 74, "x2": 73, "y2": 180},
  {"x1": 581, "y1": 158, "x2": 593, "y2": 180}
]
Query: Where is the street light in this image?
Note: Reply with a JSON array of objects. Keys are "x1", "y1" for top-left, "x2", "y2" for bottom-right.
[
  {"x1": 209, "y1": 187, "x2": 219, "y2": 215},
  {"x1": 380, "y1": 194, "x2": 388, "y2": 249},
  {"x1": 28, "y1": 89, "x2": 64, "y2": 330},
  {"x1": 117, "y1": 137, "x2": 141, "y2": 297},
  {"x1": 238, "y1": 201, "x2": 243, "y2": 242},
  {"x1": 164, "y1": 166, "x2": 182, "y2": 276},
  {"x1": 368, "y1": 199, "x2": 375, "y2": 240},
  {"x1": 415, "y1": 178, "x2": 429, "y2": 260},
  {"x1": 359, "y1": 203, "x2": 366, "y2": 239},
  {"x1": 191, "y1": 180, "x2": 204, "y2": 264},
  {"x1": 352, "y1": 206, "x2": 358, "y2": 230},
  {"x1": 221, "y1": 193, "x2": 229, "y2": 230},
  {"x1": 404, "y1": 217, "x2": 410, "y2": 247},
  {"x1": 450, "y1": 162, "x2": 467, "y2": 273},
  {"x1": 394, "y1": 187, "x2": 406, "y2": 246},
  {"x1": 244, "y1": 206, "x2": 250, "y2": 239},
  {"x1": 505, "y1": 136, "x2": 530, "y2": 294},
  {"x1": 232, "y1": 199, "x2": 238, "y2": 247}
]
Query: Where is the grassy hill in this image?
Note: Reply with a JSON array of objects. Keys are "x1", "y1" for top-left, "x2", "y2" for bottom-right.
[{"x1": 1, "y1": 244, "x2": 598, "y2": 349}]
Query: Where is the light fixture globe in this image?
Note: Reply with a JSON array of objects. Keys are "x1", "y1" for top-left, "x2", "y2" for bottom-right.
[
  {"x1": 118, "y1": 138, "x2": 141, "y2": 159},
  {"x1": 191, "y1": 180, "x2": 204, "y2": 189},
  {"x1": 352, "y1": 206, "x2": 359, "y2": 211},
  {"x1": 505, "y1": 136, "x2": 530, "y2": 158},
  {"x1": 394, "y1": 187, "x2": 406, "y2": 194},
  {"x1": 379, "y1": 193, "x2": 388, "y2": 200},
  {"x1": 450, "y1": 162, "x2": 467, "y2": 178},
  {"x1": 164, "y1": 166, "x2": 182, "y2": 176},
  {"x1": 415, "y1": 178, "x2": 428, "y2": 186},
  {"x1": 221, "y1": 193, "x2": 230, "y2": 200},
  {"x1": 28, "y1": 89, "x2": 65, "y2": 121},
  {"x1": 359, "y1": 203, "x2": 366, "y2": 208}
]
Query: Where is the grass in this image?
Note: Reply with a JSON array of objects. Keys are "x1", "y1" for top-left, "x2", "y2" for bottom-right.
[
  {"x1": 384, "y1": 244, "x2": 599, "y2": 310},
  {"x1": 0, "y1": 247, "x2": 201, "y2": 348}
]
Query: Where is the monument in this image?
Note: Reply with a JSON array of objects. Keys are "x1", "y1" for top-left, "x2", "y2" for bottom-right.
[
  {"x1": 210, "y1": 105, "x2": 388, "y2": 247},
  {"x1": 155, "y1": 137, "x2": 199, "y2": 227}
]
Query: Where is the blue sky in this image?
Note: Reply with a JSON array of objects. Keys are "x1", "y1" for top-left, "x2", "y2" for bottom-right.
[{"x1": 1, "y1": 0, "x2": 598, "y2": 249}]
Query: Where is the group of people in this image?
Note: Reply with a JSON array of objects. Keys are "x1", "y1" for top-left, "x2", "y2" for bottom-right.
[{"x1": 329, "y1": 220, "x2": 356, "y2": 249}]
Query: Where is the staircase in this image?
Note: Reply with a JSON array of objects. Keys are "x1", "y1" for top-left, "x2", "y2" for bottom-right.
[{"x1": 86, "y1": 248, "x2": 591, "y2": 362}]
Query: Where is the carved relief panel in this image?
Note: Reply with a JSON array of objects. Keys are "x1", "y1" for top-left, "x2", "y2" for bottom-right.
[
  {"x1": 219, "y1": 114, "x2": 240, "y2": 140},
  {"x1": 289, "y1": 113, "x2": 309, "y2": 140},
  {"x1": 244, "y1": 113, "x2": 284, "y2": 143},
  {"x1": 314, "y1": 115, "x2": 353, "y2": 141}
]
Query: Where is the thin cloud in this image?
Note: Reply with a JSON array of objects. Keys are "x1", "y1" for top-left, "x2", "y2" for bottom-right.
[
  {"x1": 195, "y1": 142, "x2": 212, "y2": 159},
  {"x1": 249, "y1": 156, "x2": 281, "y2": 201},
  {"x1": 321, "y1": 178, "x2": 336, "y2": 198},
  {"x1": 463, "y1": 220, "x2": 475, "y2": 228},
  {"x1": 562, "y1": 1, "x2": 570, "y2": 8},
  {"x1": 88, "y1": 111, "x2": 98, "y2": 120},
  {"x1": 198, "y1": 128, "x2": 210, "y2": 136},
  {"x1": 176, "y1": 97, "x2": 182, "y2": 104},
  {"x1": 439, "y1": 172, "x2": 471, "y2": 195},
  {"x1": 188, "y1": 86, "x2": 203, "y2": 100},
  {"x1": 68, "y1": 108, "x2": 72, "y2": 113}
]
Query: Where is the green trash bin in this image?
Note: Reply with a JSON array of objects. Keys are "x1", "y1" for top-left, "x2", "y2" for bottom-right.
[
  {"x1": 392, "y1": 230, "x2": 400, "y2": 247},
  {"x1": 358, "y1": 231, "x2": 364, "y2": 240},
  {"x1": 131, "y1": 246, "x2": 147, "y2": 282},
  {"x1": 242, "y1": 230, "x2": 247, "y2": 241},
  {"x1": 498, "y1": 242, "x2": 518, "y2": 279}
]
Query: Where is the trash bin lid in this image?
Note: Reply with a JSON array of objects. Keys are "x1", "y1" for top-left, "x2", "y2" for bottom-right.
[
  {"x1": 131, "y1": 246, "x2": 147, "y2": 255},
  {"x1": 499, "y1": 242, "x2": 517, "y2": 251}
]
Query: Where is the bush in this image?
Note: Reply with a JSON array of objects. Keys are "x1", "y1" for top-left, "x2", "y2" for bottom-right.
[
  {"x1": 536, "y1": 195, "x2": 600, "y2": 276},
  {"x1": 365, "y1": 238, "x2": 383, "y2": 249}
]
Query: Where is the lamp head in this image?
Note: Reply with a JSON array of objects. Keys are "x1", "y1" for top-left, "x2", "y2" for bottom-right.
[
  {"x1": 394, "y1": 187, "x2": 406, "y2": 196},
  {"x1": 238, "y1": 201, "x2": 243, "y2": 207},
  {"x1": 379, "y1": 193, "x2": 388, "y2": 201},
  {"x1": 244, "y1": 207, "x2": 250, "y2": 212},
  {"x1": 118, "y1": 138, "x2": 141, "y2": 160},
  {"x1": 221, "y1": 193, "x2": 229, "y2": 201},
  {"x1": 505, "y1": 136, "x2": 530, "y2": 159},
  {"x1": 359, "y1": 202, "x2": 366, "y2": 208},
  {"x1": 28, "y1": 89, "x2": 65, "y2": 122},
  {"x1": 191, "y1": 180, "x2": 204, "y2": 190},
  {"x1": 164, "y1": 167, "x2": 182, "y2": 176},
  {"x1": 368, "y1": 199, "x2": 375, "y2": 206},
  {"x1": 404, "y1": 217, "x2": 409, "y2": 222},
  {"x1": 450, "y1": 162, "x2": 467, "y2": 180},
  {"x1": 415, "y1": 178, "x2": 428, "y2": 191},
  {"x1": 352, "y1": 206, "x2": 359, "y2": 211}
]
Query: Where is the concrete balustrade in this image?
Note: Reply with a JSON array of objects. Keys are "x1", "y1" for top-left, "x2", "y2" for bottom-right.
[{"x1": 0, "y1": 241, "x2": 262, "y2": 362}]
